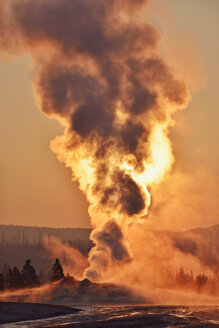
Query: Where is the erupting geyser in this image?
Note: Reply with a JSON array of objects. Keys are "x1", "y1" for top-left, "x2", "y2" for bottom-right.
[{"x1": 0, "y1": 0, "x2": 190, "y2": 281}]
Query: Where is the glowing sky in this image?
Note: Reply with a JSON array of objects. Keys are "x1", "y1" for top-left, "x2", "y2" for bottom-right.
[{"x1": 0, "y1": 0, "x2": 218, "y2": 228}]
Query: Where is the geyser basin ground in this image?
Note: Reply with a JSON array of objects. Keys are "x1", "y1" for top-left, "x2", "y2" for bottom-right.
[
  {"x1": 0, "y1": 302, "x2": 80, "y2": 325},
  {"x1": 2, "y1": 280, "x2": 219, "y2": 327},
  {"x1": 2, "y1": 305, "x2": 219, "y2": 327}
]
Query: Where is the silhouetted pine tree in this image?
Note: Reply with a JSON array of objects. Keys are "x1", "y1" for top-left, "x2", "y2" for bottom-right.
[
  {"x1": 22, "y1": 259, "x2": 39, "y2": 287},
  {"x1": 12, "y1": 267, "x2": 23, "y2": 288},
  {"x1": 176, "y1": 266, "x2": 187, "y2": 285},
  {"x1": 0, "y1": 273, "x2": 4, "y2": 290},
  {"x1": 49, "y1": 258, "x2": 65, "y2": 282},
  {"x1": 196, "y1": 273, "x2": 208, "y2": 290},
  {"x1": 5, "y1": 267, "x2": 23, "y2": 289}
]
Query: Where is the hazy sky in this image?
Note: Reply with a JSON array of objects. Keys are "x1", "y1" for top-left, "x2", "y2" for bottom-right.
[{"x1": 0, "y1": 0, "x2": 218, "y2": 228}]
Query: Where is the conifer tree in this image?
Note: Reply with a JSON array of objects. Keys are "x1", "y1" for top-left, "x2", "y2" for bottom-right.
[
  {"x1": 12, "y1": 266, "x2": 23, "y2": 288},
  {"x1": 22, "y1": 259, "x2": 39, "y2": 287},
  {"x1": 6, "y1": 267, "x2": 23, "y2": 289},
  {"x1": 196, "y1": 273, "x2": 208, "y2": 289},
  {"x1": 49, "y1": 258, "x2": 65, "y2": 282},
  {"x1": 0, "y1": 273, "x2": 4, "y2": 290},
  {"x1": 176, "y1": 266, "x2": 187, "y2": 285}
]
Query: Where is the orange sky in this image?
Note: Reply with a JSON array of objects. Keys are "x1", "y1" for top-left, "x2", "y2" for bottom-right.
[{"x1": 0, "y1": 0, "x2": 218, "y2": 229}]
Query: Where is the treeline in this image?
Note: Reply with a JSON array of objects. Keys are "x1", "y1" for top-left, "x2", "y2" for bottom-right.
[
  {"x1": 0, "y1": 258, "x2": 65, "y2": 291},
  {"x1": 174, "y1": 266, "x2": 217, "y2": 294},
  {"x1": 0, "y1": 239, "x2": 93, "y2": 279},
  {"x1": 0, "y1": 226, "x2": 91, "y2": 246},
  {"x1": 0, "y1": 237, "x2": 93, "y2": 255}
]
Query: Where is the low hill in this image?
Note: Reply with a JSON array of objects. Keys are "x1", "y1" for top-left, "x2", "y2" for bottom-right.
[
  {"x1": 0, "y1": 224, "x2": 91, "y2": 245},
  {"x1": 167, "y1": 224, "x2": 219, "y2": 271}
]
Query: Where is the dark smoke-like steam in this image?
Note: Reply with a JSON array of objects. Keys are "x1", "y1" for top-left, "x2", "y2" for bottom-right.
[
  {"x1": 85, "y1": 220, "x2": 131, "y2": 280},
  {"x1": 0, "y1": 0, "x2": 189, "y2": 280}
]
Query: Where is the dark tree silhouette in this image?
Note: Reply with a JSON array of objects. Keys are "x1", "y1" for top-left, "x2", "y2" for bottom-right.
[
  {"x1": 49, "y1": 258, "x2": 65, "y2": 282},
  {"x1": 176, "y1": 266, "x2": 187, "y2": 285},
  {"x1": 196, "y1": 273, "x2": 208, "y2": 291},
  {"x1": 5, "y1": 267, "x2": 23, "y2": 289},
  {"x1": 22, "y1": 259, "x2": 39, "y2": 287},
  {"x1": 12, "y1": 266, "x2": 23, "y2": 288},
  {"x1": 0, "y1": 273, "x2": 4, "y2": 290}
]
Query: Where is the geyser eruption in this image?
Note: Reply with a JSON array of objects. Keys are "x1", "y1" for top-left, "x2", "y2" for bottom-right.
[{"x1": 0, "y1": 0, "x2": 190, "y2": 280}]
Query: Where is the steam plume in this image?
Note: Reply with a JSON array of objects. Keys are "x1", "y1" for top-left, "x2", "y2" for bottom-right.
[
  {"x1": 43, "y1": 236, "x2": 88, "y2": 280},
  {"x1": 0, "y1": 0, "x2": 190, "y2": 280}
]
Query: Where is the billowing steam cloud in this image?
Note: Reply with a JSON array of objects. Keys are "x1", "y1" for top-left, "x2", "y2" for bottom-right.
[
  {"x1": 85, "y1": 220, "x2": 131, "y2": 280},
  {"x1": 0, "y1": 0, "x2": 190, "y2": 280}
]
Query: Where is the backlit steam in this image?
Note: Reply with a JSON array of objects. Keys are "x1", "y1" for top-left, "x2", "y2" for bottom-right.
[{"x1": 0, "y1": 0, "x2": 190, "y2": 280}]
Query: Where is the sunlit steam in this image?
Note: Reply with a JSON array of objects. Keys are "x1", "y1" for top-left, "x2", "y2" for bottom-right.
[
  {"x1": 121, "y1": 154, "x2": 138, "y2": 171},
  {"x1": 0, "y1": 0, "x2": 190, "y2": 281}
]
